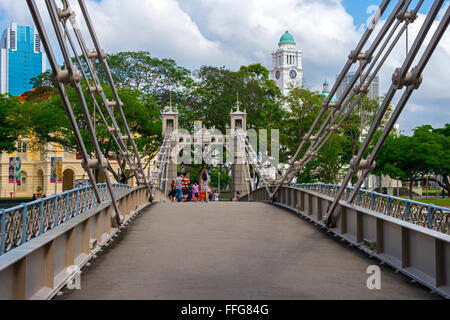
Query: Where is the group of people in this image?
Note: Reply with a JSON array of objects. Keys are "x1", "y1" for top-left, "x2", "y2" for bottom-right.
[{"x1": 169, "y1": 170, "x2": 220, "y2": 202}]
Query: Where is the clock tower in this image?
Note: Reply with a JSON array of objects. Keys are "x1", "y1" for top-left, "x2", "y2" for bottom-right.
[{"x1": 270, "y1": 31, "x2": 303, "y2": 95}]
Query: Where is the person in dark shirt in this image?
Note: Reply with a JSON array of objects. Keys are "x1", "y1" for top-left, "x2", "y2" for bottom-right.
[{"x1": 186, "y1": 186, "x2": 193, "y2": 202}]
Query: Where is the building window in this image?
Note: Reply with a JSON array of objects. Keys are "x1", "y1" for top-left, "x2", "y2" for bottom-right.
[
  {"x1": 18, "y1": 141, "x2": 28, "y2": 153},
  {"x1": 21, "y1": 175, "x2": 27, "y2": 186},
  {"x1": 10, "y1": 30, "x2": 16, "y2": 50},
  {"x1": 34, "y1": 34, "x2": 41, "y2": 52}
]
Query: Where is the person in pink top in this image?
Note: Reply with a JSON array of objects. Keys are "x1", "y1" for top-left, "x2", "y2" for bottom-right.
[{"x1": 193, "y1": 183, "x2": 199, "y2": 202}]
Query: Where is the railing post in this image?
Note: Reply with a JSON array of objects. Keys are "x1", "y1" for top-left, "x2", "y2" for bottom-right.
[
  {"x1": 387, "y1": 197, "x2": 392, "y2": 216},
  {"x1": 76, "y1": 189, "x2": 80, "y2": 216},
  {"x1": 1, "y1": 210, "x2": 6, "y2": 255},
  {"x1": 346, "y1": 187, "x2": 351, "y2": 201},
  {"x1": 427, "y1": 206, "x2": 434, "y2": 229},
  {"x1": 92, "y1": 187, "x2": 96, "y2": 207},
  {"x1": 21, "y1": 205, "x2": 28, "y2": 245},
  {"x1": 405, "y1": 202, "x2": 411, "y2": 222},
  {"x1": 65, "y1": 192, "x2": 70, "y2": 222},
  {"x1": 54, "y1": 196, "x2": 59, "y2": 228},
  {"x1": 370, "y1": 192, "x2": 375, "y2": 210},
  {"x1": 39, "y1": 200, "x2": 44, "y2": 235},
  {"x1": 85, "y1": 186, "x2": 89, "y2": 211}
]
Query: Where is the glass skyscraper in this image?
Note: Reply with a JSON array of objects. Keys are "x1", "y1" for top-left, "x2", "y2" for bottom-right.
[
  {"x1": 0, "y1": 22, "x2": 46, "y2": 96},
  {"x1": 335, "y1": 72, "x2": 380, "y2": 102}
]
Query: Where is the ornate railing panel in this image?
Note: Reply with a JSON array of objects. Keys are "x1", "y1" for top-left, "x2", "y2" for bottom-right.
[
  {"x1": 297, "y1": 183, "x2": 449, "y2": 235},
  {"x1": 0, "y1": 183, "x2": 131, "y2": 256}
]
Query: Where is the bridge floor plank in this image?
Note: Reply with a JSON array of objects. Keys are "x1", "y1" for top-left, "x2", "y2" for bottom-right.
[{"x1": 58, "y1": 202, "x2": 437, "y2": 300}]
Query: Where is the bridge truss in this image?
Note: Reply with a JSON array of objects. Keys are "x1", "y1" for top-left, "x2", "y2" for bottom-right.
[
  {"x1": 267, "y1": 0, "x2": 450, "y2": 227},
  {"x1": 26, "y1": 0, "x2": 154, "y2": 226}
]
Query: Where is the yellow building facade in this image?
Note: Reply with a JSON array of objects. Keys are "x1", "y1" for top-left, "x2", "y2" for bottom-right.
[{"x1": 0, "y1": 137, "x2": 133, "y2": 198}]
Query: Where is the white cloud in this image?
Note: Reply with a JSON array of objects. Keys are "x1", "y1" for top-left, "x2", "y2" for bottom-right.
[
  {"x1": 407, "y1": 103, "x2": 427, "y2": 113},
  {"x1": 0, "y1": 0, "x2": 448, "y2": 134}
]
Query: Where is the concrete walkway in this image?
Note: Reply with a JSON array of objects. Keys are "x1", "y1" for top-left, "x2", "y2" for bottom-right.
[{"x1": 58, "y1": 202, "x2": 437, "y2": 300}]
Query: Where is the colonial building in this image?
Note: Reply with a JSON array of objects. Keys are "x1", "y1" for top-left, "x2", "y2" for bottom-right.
[
  {"x1": 0, "y1": 138, "x2": 132, "y2": 198},
  {"x1": 270, "y1": 31, "x2": 303, "y2": 95},
  {"x1": 321, "y1": 80, "x2": 337, "y2": 102}
]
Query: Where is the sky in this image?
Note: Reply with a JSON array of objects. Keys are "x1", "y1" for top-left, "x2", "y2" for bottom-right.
[{"x1": 0, "y1": 0, "x2": 448, "y2": 135}]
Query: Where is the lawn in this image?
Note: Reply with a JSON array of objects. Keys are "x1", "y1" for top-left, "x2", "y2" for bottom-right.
[{"x1": 400, "y1": 197, "x2": 450, "y2": 207}]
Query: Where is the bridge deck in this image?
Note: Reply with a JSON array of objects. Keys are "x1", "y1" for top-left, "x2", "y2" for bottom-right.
[{"x1": 58, "y1": 202, "x2": 437, "y2": 300}]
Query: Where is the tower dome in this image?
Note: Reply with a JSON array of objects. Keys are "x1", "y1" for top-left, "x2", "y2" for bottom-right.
[{"x1": 279, "y1": 31, "x2": 296, "y2": 45}]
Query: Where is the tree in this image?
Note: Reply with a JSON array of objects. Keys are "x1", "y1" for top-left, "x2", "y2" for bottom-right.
[
  {"x1": 95, "y1": 51, "x2": 193, "y2": 109},
  {"x1": 30, "y1": 70, "x2": 52, "y2": 88},
  {"x1": 282, "y1": 87, "x2": 348, "y2": 183},
  {"x1": 414, "y1": 125, "x2": 450, "y2": 195},
  {"x1": 0, "y1": 95, "x2": 30, "y2": 153},
  {"x1": 184, "y1": 64, "x2": 283, "y2": 132},
  {"x1": 21, "y1": 82, "x2": 162, "y2": 184},
  {"x1": 373, "y1": 133, "x2": 424, "y2": 199},
  {"x1": 372, "y1": 124, "x2": 450, "y2": 198}
]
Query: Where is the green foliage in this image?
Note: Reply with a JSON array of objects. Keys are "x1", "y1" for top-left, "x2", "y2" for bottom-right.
[
  {"x1": 30, "y1": 70, "x2": 52, "y2": 88},
  {"x1": 0, "y1": 95, "x2": 30, "y2": 153},
  {"x1": 96, "y1": 51, "x2": 193, "y2": 109},
  {"x1": 373, "y1": 124, "x2": 450, "y2": 197},
  {"x1": 183, "y1": 64, "x2": 283, "y2": 132},
  {"x1": 209, "y1": 168, "x2": 231, "y2": 189},
  {"x1": 18, "y1": 50, "x2": 401, "y2": 189}
]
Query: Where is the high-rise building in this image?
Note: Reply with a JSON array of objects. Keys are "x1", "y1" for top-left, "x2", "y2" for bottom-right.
[
  {"x1": 335, "y1": 72, "x2": 379, "y2": 101},
  {"x1": 0, "y1": 22, "x2": 46, "y2": 96},
  {"x1": 270, "y1": 31, "x2": 303, "y2": 95}
]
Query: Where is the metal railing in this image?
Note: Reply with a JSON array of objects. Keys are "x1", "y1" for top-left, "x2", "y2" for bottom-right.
[
  {"x1": 0, "y1": 183, "x2": 131, "y2": 256},
  {"x1": 297, "y1": 183, "x2": 449, "y2": 235},
  {"x1": 241, "y1": 185, "x2": 450, "y2": 298}
]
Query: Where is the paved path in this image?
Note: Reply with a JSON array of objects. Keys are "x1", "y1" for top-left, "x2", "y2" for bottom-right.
[{"x1": 58, "y1": 202, "x2": 437, "y2": 300}]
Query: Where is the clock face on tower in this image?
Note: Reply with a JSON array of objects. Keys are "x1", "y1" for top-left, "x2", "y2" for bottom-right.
[
  {"x1": 289, "y1": 70, "x2": 297, "y2": 79},
  {"x1": 275, "y1": 70, "x2": 281, "y2": 80}
]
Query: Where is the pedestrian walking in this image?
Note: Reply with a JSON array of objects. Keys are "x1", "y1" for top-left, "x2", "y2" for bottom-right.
[
  {"x1": 182, "y1": 172, "x2": 190, "y2": 202},
  {"x1": 174, "y1": 173, "x2": 183, "y2": 202},
  {"x1": 186, "y1": 186, "x2": 193, "y2": 202},
  {"x1": 169, "y1": 180, "x2": 176, "y2": 202},
  {"x1": 202, "y1": 170, "x2": 209, "y2": 202},
  {"x1": 193, "y1": 183, "x2": 199, "y2": 202},
  {"x1": 208, "y1": 186, "x2": 213, "y2": 202}
]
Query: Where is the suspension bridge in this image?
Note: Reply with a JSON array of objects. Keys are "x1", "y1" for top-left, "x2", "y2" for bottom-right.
[{"x1": 0, "y1": 0, "x2": 448, "y2": 300}]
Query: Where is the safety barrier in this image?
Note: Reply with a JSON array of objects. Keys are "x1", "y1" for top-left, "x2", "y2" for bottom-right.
[
  {"x1": 0, "y1": 183, "x2": 131, "y2": 256},
  {"x1": 241, "y1": 185, "x2": 450, "y2": 299},
  {"x1": 0, "y1": 185, "x2": 150, "y2": 300},
  {"x1": 298, "y1": 183, "x2": 449, "y2": 235}
]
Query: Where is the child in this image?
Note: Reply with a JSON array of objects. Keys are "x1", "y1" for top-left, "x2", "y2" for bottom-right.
[
  {"x1": 199, "y1": 189, "x2": 204, "y2": 202},
  {"x1": 193, "y1": 183, "x2": 199, "y2": 201}
]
